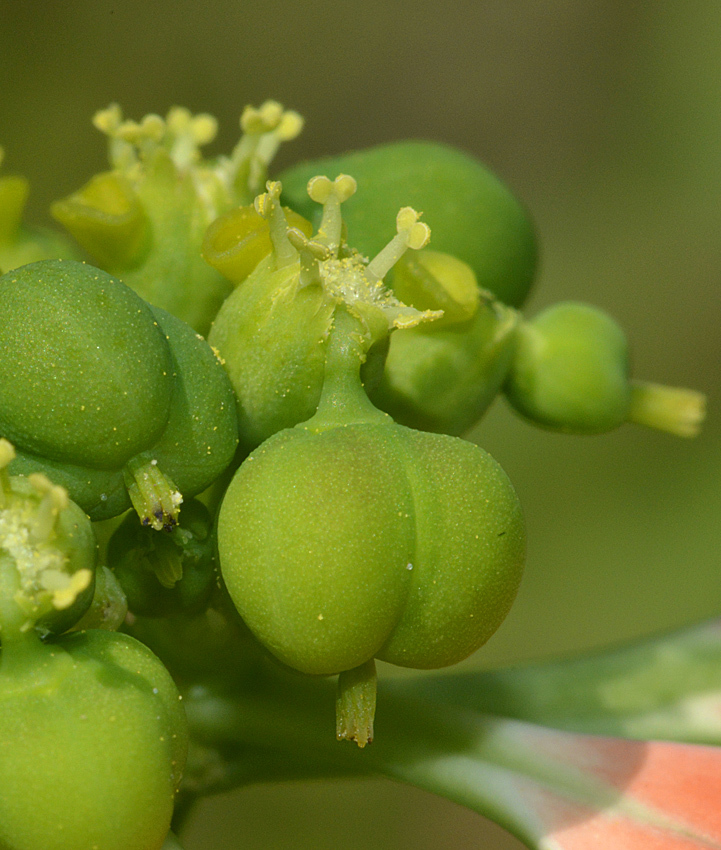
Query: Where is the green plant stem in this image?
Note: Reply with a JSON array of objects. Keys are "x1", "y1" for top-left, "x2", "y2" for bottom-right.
[
  {"x1": 183, "y1": 675, "x2": 543, "y2": 845},
  {"x1": 307, "y1": 305, "x2": 390, "y2": 431},
  {"x1": 183, "y1": 662, "x2": 721, "y2": 850},
  {"x1": 176, "y1": 618, "x2": 721, "y2": 850}
]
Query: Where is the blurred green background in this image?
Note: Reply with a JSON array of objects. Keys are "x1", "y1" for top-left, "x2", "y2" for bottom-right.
[{"x1": 2, "y1": 2, "x2": 719, "y2": 847}]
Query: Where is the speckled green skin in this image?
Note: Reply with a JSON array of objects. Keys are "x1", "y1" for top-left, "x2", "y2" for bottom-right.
[
  {"x1": 208, "y1": 255, "x2": 336, "y2": 451},
  {"x1": 0, "y1": 630, "x2": 188, "y2": 850},
  {"x1": 370, "y1": 298, "x2": 519, "y2": 435},
  {"x1": 145, "y1": 306, "x2": 239, "y2": 496},
  {"x1": 0, "y1": 261, "x2": 238, "y2": 519},
  {"x1": 279, "y1": 141, "x2": 538, "y2": 308},
  {"x1": 504, "y1": 301, "x2": 632, "y2": 433},
  {"x1": 0, "y1": 260, "x2": 173, "y2": 469},
  {"x1": 218, "y1": 421, "x2": 525, "y2": 676}
]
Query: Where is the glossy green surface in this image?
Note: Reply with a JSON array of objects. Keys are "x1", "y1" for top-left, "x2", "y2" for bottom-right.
[{"x1": 280, "y1": 140, "x2": 538, "y2": 307}]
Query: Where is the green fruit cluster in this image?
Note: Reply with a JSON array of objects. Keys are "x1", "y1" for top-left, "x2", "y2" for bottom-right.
[{"x1": 0, "y1": 98, "x2": 706, "y2": 847}]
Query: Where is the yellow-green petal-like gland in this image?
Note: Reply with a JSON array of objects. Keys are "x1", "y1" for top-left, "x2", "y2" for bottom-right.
[
  {"x1": 218, "y1": 423, "x2": 524, "y2": 676},
  {"x1": 279, "y1": 141, "x2": 537, "y2": 308},
  {"x1": 0, "y1": 154, "x2": 80, "y2": 273},
  {"x1": 0, "y1": 260, "x2": 173, "y2": 469},
  {"x1": 0, "y1": 630, "x2": 188, "y2": 850}
]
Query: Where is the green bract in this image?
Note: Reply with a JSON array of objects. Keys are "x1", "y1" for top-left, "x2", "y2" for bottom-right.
[
  {"x1": 279, "y1": 140, "x2": 538, "y2": 308},
  {"x1": 202, "y1": 202, "x2": 313, "y2": 285},
  {"x1": 505, "y1": 302, "x2": 706, "y2": 436},
  {"x1": 0, "y1": 259, "x2": 238, "y2": 526},
  {"x1": 0, "y1": 629, "x2": 187, "y2": 850},
  {"x1": 52, "y1": 102, "x2": 303, "y2": 334},
  {"x1": 218, "y1": 298, "x2": 525, "y2": 745}
]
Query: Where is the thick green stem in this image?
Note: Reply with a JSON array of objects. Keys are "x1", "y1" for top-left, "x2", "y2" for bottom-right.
[
  {"x1": 179, "y1": 674, "x2": 614, "y2": 850},
  {"x1": 184, "y1": 648, "x2": 721, "y2": 850},
  {"x1": 305, "y1": 306, "x2": 391, "y2": 431}
]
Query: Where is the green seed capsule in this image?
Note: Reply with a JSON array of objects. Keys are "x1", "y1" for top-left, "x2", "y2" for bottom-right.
[
  {"x1": 280, "y1": 140, "x2": 538, "y2": 307},
  {"x1": 0, "y1": 259, "x2": 173, "y2": 468},
  {"x1": 0, "y1": 629, "x2": 188, "y2": 850},
  {"x1": 371, "y1": 250, "x2": 520, "y2": 434},
  {"x1": 218, "y1": 305, "x2": 525, "y2": 745},
  {"x1": 221, "y1": 420, "x2": 524, "y2": 674},
  {"x1": 0, "y1": 260, "x2": 238, "y2": 525},
  {"x1": 504, "y1": 301, "x2": 707, "y2": 437}
]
